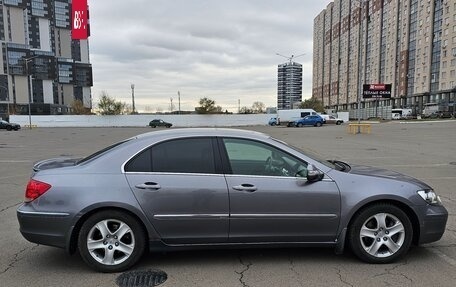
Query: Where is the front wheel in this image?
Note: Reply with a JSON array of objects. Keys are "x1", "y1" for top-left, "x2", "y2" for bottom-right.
[
  {"x1": 78, "y1": 210, "x2": 146, "y2": 272},
  {"x1": 315, "y1": 122, "x2": 322, "y2": 127},
  {"x1": 297, "y1": 123, "x2": 303, "y2": 127},
  {"x1": 348, "y1": 203, "x2": 413, "y2": 264}
]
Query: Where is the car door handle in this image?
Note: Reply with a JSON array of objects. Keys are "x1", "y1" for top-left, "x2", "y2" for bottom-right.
[
  {"x1": 232, "y1": 184, "x2": 257, "y2": 192},
  {"x1": 135, "y1": 182, "x2": 161, "y2": 190}
]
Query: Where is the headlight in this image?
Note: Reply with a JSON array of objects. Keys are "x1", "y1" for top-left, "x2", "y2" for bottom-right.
[{"x1": 417, "y1": 190, "x2": 442, "y2": 205}]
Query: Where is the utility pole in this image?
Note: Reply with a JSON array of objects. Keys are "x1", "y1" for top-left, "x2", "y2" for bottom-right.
[
  {"x1": 170, "y1": 97, "x2": 173, "y2": 112},
  {"x1": 238, "y1": 99, "x2": 240, "y2": 114},
  {"x1": 131, "y1": 84, "x2": 135, "y2": 114},
  {"x1": 178, "y1": 91, "x2": 181, "y2": 114}
]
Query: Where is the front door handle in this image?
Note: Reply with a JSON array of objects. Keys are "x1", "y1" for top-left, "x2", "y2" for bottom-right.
[
  {"x1": 135, "y1": 182, "x2": 161, "y2": 190},
  {"x1": 232, "y1": 184, "x2": 257, "y2": 192}
]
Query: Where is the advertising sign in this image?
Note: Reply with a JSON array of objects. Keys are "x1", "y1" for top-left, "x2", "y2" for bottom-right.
[
  {"x1": 363, "y1": 84, "x2": 392, "y2": 99},
  {"x1": 72, "y1": 0, "x2": 89, "y2": 40}
]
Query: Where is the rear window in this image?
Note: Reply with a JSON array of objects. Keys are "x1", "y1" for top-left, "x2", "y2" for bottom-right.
[{"x1": 77, "y1": 139, "x2": 132, "y2": 165}]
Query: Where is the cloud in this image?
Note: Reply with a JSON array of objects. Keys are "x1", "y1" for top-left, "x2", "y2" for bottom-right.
[{"x1": 89, "y1": 0, "x2": 330, "y2": 112}]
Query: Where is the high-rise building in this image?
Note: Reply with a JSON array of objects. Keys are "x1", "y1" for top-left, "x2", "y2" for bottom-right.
[
  {"x1": 313, "y1": 0, "x2": 456, "y2": 118},
  {"x1": 0, "y1": 0, "x2": 92, "y2": 117},
  {"x1": 278, "y1": 61, "x2": 303, "y2": 110}
]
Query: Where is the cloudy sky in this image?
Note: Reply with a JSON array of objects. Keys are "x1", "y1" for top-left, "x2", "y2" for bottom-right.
[{"x1": 89, "y1": 0, "x2": 330, "y2": 112}]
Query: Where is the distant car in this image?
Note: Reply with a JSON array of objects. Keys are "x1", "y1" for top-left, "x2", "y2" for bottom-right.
[
  {"x1": 294, "y1": 115, "x2": 324, "y2": 127},
  {"x1": 17, "y1": 128, "x2": 448, "y2": 272},
  {"x1": 0, "y1": 120, "x2": 21, "y2": 131},
  {"x1": 268, "y1": 117, "x2": 278, "y2": 126},
  {"x1": 321, "y1": 115, "x2": 344, "y2": 125},
  {"x1": 149, "y1": 119, "x2": 172, "y2": 128}
]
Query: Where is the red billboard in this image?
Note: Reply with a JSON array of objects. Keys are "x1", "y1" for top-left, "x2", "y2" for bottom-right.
[{"x1": 72, "y1": 0, "x2": 89, "y2": 40}]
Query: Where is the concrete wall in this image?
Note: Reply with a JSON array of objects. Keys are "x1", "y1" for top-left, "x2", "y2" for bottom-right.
[{"x1": 10, "y1": 114, "x2": 273, "y2": 127}]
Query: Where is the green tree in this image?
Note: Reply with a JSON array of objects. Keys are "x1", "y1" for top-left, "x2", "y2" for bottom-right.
[
  {"x1": 97, "y1": 91, "x2": 128, "y2": 115},
  {"x1": 196, "y1": 97, "x2": 221, "y2": 114},
  {"x1": 299, "y1": 97, "x2": 325, "y2": 113},
  {"x1": 251, "y1": 101, "x2": 265, "y2": 113}
]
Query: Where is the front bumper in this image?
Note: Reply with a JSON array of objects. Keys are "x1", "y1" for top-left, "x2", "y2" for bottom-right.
[
  {"x1": 418, "y1": 204, "x2": 448, "y2": 244},
  {"x1": 17, "y1": 204, "x2": 72, "y2": 249}
]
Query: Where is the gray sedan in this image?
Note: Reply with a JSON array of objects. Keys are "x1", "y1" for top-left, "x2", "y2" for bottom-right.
[{"x1": 17, "y1": 128, "x2": 448, "y2": 272}]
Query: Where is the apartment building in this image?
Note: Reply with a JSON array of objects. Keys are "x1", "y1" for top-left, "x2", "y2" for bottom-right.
[
  {"x1": 278, "y1": 61, "x2": 303, "y2": 110},
  {"x1": 313, "y1": 0, "x2": 456, "y2": 117},
  {"x1": 0, "y1": 0, "x2": 92, "y2": 117}
]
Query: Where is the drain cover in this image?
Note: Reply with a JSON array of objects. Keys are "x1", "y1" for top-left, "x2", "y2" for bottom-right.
[{"x1": 116, "y1": 270, "x2": 167, "y2": 287}]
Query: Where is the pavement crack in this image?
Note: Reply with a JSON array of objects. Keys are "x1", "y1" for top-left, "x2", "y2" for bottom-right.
[
  {"x1": 289, "y1": 254, "x2": 304, "y2": 287},
  {"x1": 0, "y1": 244, "x2": 39, "y2": 275},
  {"x1": 0, "y1": 201, "x2": 22, "y2": 213},
  {"x1": 373, "y1": 259, "x2": 412, "y2": 285},
  {"x1": 334, "y1": 267, "x2": 353, "y2": 287},
  {"x1": 235, "y1": 255, "x2": 252, "y2": 287}
]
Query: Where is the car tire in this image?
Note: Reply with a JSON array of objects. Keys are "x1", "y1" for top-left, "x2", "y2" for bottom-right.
[
  {"x1": 316, "y1": 122, "x2": 322, "y2": 127},
  {"x1": 297, "y1": 123, "x2": 303, "y2": 127},
  {"x1": 336, "y1": 121, "x2": 342, "y2": 125},
  {"x1": 151, "y1": 125, "x2": 156, "y2": 128},
  {"x1": 348, "y1": 203, "x2": 413, "y2": 264},
  {"x1": 271, "y1": 122, "x2": 276, "y2": 126},
  {"x1": 166, "y1": 125, "x2": 171, "y2": 128},
  {"x1": 6, "y1": 126, "x2": 12, "y2": 131},
  {"x1": 78, "y1": 210, "x2": 146, "y2": 273}
]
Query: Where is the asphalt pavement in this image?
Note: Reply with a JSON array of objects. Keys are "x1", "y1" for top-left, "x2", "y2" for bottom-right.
[{"x1": 0, "y1": 121, "x2": 455, "y2": 287}]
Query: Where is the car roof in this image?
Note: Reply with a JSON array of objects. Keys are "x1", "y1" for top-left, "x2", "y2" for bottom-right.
[{"x1": 134, "y1": 128, "x2": 270, "y2": 141}]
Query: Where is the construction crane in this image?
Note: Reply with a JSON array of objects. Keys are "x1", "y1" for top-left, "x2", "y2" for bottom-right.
[{"x1": 276, "y1": 53, "x2": 306, "y2": 64}]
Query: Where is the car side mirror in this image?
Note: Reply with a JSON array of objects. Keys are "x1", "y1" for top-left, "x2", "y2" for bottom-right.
[{"x1": 306, "y1": 165, "x2": 324, "y2": 183}]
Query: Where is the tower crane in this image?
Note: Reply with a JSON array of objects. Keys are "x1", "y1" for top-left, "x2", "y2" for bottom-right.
[{"x1": 276, "y1": 53, "x2": 306, "y2": 64}]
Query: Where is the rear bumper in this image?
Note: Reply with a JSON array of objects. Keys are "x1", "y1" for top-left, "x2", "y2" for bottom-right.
[
  {"x1": 17, "y1": 204, "x2": 72, "y2": 249},
  {"x1": 418, "y1": 205, "x2": 448, "y2": 244}
]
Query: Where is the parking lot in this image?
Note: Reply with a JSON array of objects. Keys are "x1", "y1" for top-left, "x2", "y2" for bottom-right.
[{"x1": 1, "y1": 121, "x2": 455, "y2": 287}]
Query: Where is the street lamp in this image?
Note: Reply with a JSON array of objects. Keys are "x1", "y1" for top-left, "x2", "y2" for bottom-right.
[
  {"x1": 24, "y1": 55, "x2": 39, "y2": 129},
  {"x1": 355, "y1": 0, "x2": 369, "y2": 133},
  {"x1": 0, "y1": 85, "x2": 9, "y2": 117}
]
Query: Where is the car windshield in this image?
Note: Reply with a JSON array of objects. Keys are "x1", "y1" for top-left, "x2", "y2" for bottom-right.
[{"x1": 271, "y1": 138, "x2": 337, "y2": 169}]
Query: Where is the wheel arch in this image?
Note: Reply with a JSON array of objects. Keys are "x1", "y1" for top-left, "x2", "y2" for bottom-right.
[
  {"x1": 67, "y1": 205, "x2": 152, "y2": 254},
  {"x1": 344, "y1": 199, "x2": 420, "y2": 246}
]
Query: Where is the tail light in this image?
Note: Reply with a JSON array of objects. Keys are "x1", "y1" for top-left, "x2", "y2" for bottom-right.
[{"x1": 25, "y1": 179, "x2": 52, "y2": 202}]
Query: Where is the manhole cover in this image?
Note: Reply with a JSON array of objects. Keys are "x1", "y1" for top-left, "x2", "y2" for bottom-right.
[
  {"x1": 116, "y1": 270, "x2": 167, "y2": 287},
  {"x1": 450, "y1": 162, "x2": 456, "y2": 166}
]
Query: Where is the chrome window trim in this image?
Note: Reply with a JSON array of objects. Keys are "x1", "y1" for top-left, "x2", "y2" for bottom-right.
[{"x1": 124, "y1": 171, "x2": 225, "y2": 177}]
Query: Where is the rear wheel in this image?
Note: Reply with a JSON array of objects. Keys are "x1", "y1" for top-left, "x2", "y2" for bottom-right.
[
  {"x1": 348, "y1": 203, "x2": 413, "y2": 264},
  {"x1": 78, "y1": 210, "x2": 146, "y2": 272},
  {"x1": 6, "y1": 126, "x2": 12, "y2": 131},
  {"x1": 315, "y1": 122, "x2": 322, "y2": 127},
  {"x1": 336, "y1": 121, "x2": 342, "y2": 125},
  {"x1": 297, "y1": 123, "x2": 303, "y2": 127}
]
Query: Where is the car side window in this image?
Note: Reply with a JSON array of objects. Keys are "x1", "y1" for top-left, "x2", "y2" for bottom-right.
[
  {"x1": 125, "y1": 138, "x2": 217, "y2": 174},
  {"x1": 222, "y1": 138, "x2": 307, "y2": 177}
]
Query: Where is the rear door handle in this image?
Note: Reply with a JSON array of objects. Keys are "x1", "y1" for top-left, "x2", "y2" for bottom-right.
[
  {"x1": 135, "y1": 182, "x2": 161, "y2": 190},
  {"x1": 232, "y1": 184, "x2": 257, "y2": 192}
]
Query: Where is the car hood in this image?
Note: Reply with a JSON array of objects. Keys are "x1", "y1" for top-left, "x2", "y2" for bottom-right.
[
  {"x1": 33, "y1": 157, "x2": 81, "y2": 172},
  {"x1": 348, "y1": 164, "x2": 431, "y2": 189}
]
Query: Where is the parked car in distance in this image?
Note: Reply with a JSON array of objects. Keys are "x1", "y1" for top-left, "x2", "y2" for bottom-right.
[
  {"x1": 320, "y1": 115, "x2": 344, "y2": 125},
  {"x1": 294, "y1": 115, "x2": 324, "y2": 127},
  {"x1": 17, "y1": 128, "x2": 448, "y2": 272},
  {"x1": 0, "y1": 119, "x2": 21, "y2": 131},
  {"x1": 268, "y1": 117, "x2": 278, "y2": 126},
  {"x1": 149, "y1": 119, "x2": 172, "y2": 128}
]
